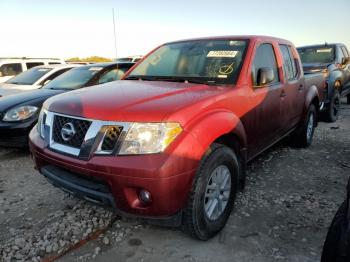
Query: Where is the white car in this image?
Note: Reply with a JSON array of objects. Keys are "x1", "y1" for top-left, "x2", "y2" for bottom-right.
[
  {"x1": 0, "y1": 64, "x2": 80, "y2": 97},
  {"x1": 0, "y1": 57, "x2": 65, "y2": 83}
]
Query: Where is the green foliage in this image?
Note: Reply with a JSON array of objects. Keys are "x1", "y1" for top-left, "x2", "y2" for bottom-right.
[{"x1": 66, "y1": 56, "x2": 112, "y2": 62}]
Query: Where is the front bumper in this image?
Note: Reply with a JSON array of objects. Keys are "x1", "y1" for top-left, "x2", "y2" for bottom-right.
[
  {"x1": 29, "y1": 126, "x2": 202, "y2": 218},
  {"x1": 0, "y1": 118, "x2": 36, "y2": 147}
]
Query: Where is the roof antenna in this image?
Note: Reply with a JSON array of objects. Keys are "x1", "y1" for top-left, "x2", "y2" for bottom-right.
[{"x1": 112, "y1": 8, "x2": 118, "y2": 61}]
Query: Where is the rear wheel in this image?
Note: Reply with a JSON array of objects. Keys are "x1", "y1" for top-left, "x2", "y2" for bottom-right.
[
  {"x1": 291, "y1": 104, "x2": 316, "y2": 148},
  {"x1": 324, "y1": 90, "x2": 340, "y2": 122},
  {"x1": 183, "y1": 143, "x2": 239, "y2": 240}
]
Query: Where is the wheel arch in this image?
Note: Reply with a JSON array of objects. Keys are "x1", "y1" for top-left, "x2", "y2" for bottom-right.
[{"x1": 186, "y1": 110, "x2": 248, "y2": 188}]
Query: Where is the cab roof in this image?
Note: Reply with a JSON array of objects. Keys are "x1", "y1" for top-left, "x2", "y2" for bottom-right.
[{"x1": 166, "y1": 35, "x2": 293, "y2": 45}]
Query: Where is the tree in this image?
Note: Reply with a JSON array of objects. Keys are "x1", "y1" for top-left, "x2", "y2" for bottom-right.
[{"x1": 66, "y1": 56, "x2": 112, "y2": 62}]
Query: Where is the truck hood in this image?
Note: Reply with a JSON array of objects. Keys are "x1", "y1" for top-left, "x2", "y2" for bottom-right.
[
  {"x1": 302, "y1": 63, "x2": 329, "y2": 74},
  {"x1": 46, "y1": 80, "x2": 228, "y2": 122},
  {"x1": 0, "y1": 89, "x2": 65, "y2": 112}
]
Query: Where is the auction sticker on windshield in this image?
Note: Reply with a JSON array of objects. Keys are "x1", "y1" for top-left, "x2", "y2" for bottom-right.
[
  {"x1": 88, "y1": 67, "x2": 103, "y2": 71},
  {"x1": 207, "y1": 51, "x2": 238, "y2": 58}
]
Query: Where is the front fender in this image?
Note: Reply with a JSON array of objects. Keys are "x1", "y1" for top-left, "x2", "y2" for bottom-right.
[
  {"x1": 305, "y1": 84, "x2": 320, "y2": 117},
  {"x1": 185, "y1": 110, "x2": 247, "y2": 159},
  {"x1": 327, "y1": 70, "x2": 343, "y2": 98}
]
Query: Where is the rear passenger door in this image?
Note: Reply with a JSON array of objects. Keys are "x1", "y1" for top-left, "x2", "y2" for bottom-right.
[
  {"x1": 279, "y1": 44, "x2": 304, "y2": 130},
  {"x1": 247, "y1": 43, "x2": 283, "y2": 156}
]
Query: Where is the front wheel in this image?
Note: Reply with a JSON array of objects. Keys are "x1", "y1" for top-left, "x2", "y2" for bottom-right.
[
  {"x1": 183, "y1": 143, "x2": 239, "y2": 240},
  {"x1": 324, "y1": 90, "x2": 340, "y2": 122},
  {"x1": 291, "y1": 104, "x2": 317, "y2": 148}
]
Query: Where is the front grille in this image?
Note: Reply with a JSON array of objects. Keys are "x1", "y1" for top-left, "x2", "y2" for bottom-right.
[
  {"x1": 101, "y1": 126, "x2": 123, "y2": 151},
  {"x1": 52, "y1": 115, "x2": 91, "y2": 148}
]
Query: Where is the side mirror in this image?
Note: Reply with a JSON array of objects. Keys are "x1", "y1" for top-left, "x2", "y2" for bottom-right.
[
  {"x1": 342, "y1": 57, "x2": 349, "y2": 65},
  {"x1": 257, "y1": 67, "x2": 275, "y2": 86}
]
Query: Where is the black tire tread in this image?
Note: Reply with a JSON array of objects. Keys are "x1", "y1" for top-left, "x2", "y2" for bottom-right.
[{"x1": 182, "y1": 143, "x2": 237, "y2": 240}]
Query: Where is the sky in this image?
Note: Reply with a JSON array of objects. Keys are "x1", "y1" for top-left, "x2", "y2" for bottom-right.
[{"x1": 0, "y1": 0, "x2": 349, "y2": 59}]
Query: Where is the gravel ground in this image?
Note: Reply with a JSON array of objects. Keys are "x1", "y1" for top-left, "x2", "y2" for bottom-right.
[{"x1": 0, "y1": 98, "x2": 349, "y2": 262}]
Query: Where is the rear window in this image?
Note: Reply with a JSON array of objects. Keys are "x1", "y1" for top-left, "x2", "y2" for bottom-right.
[
  {"x1": 6, "y1": 67, "x2": 52, "y2": 85},
  {"x1": 297, "y1": 46, "x2": 335, "y2": 64},
  {"x1": 0, "y1": 63, "x2": 23, "y2": 77}
]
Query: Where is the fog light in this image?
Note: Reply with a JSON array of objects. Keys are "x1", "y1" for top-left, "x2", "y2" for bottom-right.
[{"x1": 139, "y1": 190, "x2": 152, "y2": 204}]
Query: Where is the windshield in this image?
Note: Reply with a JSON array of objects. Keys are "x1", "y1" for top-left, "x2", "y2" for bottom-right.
[
  {"x1": 297, "y1": 46, "x2": 335, "y2": 64},
  {"x1": 6, "y1": 67, "x2": 52, "y2": 85},
  {"x1": 127, "y1": 39, "x2": 248, "y2": 85},
  {"x1": 44, "y1": 66, "x2": 103, "y2": 90}
]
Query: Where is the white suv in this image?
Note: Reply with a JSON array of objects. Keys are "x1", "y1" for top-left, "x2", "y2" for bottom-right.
[{"x1": 0, "y1": 58, "x2": 65, "y2": 83}]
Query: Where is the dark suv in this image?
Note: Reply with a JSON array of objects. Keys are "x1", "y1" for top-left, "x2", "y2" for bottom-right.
[{"x1": 298, "y1": 44, "x2": 350, "y2": 122}]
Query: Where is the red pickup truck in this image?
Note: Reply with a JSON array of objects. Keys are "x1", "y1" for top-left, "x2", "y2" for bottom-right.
[{"x1": 29, "y1": 36, "x2": 325, "y2": 240}]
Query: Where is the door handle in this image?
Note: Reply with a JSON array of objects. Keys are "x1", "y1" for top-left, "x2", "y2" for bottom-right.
[
  {"x1": 280, "y1": 90, "x2": 287, "y2": 98},
  {"x1": 298, "y1": 84, "x2": 304, "y2": 91}
]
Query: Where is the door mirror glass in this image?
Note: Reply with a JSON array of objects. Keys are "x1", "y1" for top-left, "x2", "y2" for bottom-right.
[{"x1": 257, "y1": 67, "x2": 275, "y2": 86}]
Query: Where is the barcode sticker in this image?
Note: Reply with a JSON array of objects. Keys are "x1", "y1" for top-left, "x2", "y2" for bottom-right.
[{"x1": 207, "y1": 51, "x2": 238, "y2": 58}]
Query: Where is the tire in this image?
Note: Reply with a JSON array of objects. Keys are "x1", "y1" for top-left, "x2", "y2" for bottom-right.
[
  {"x1": 321, "y1": 201, "x2": 350, "y2": 262},
  {"x1": 182, "y1": 143, "x2": 239, "y2": 240},
  {"x1": 324, "y1": 90, "x2": 341, "y2": 122},
  {"x1": 291, "y1": 104, "x2": 317, "y2": 148}
]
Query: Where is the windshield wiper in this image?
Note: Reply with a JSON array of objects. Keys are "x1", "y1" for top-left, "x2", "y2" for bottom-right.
[
  {"x1": 124, "y1": 76, "x2": 155, "y2": 81},
  {"x1": 125, "y1": 75, "x2": 217, "y2": 85}
]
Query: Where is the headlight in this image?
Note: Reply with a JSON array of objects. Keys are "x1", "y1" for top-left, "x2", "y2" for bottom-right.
[
  {"x1": 322, "y1": 68, "x2": 329, "y2": 78},
  {"x1": 3, "y1": 106, "x2": 38, "y2": 122},
  {"x1": 37, "y1": 108, "x2": 47, "y2": 138},
  {"x1": 118, "y1": 122, "x2": 182, "y2": 155}
]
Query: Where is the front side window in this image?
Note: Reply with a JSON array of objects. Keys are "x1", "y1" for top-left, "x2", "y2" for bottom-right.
[
  {"x1": 280, "y1": 45, "x2": 298, "y2": 80},
  {"x1": 297, "y1": 46, "x2": 335, "y2": 64},
  {"x1": 128, "y1": 39, "x2": 248, "y2": 85},
  {"x1": 251, "y1": 43, "x2": 279, "y2": 86},
  {"x1": 0, "y1": 63, "x2": 23, "y2": 77},
  {"x1": 6, "y1": 67, "x2": 52, "y2": 85}
]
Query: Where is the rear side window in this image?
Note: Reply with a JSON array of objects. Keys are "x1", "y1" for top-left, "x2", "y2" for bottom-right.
[
  {"x1": 26, "y1": 62, "x2": 44, "y2": 69},
  {"x1": 251, "y1": 43, "x2": 279, "y2": 86},
  {"x1": 280, "y1": 45, "x2": 298, "y2": 80},
  {"x1": 0, "y1": 63, "x2": 23, "y2": 77}
]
